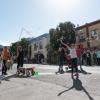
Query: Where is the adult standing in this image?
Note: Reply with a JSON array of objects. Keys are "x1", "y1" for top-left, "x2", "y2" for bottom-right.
[
  {"x1": 82, "y1": 49, "x2": 87, "y2": 66},
  {"x1": 56, "y1": 37, "x2": 66, "y2": 74},
  {"x1": 96, "y1": 48, "x2": 100, "y2": 66},
  {"x1": 57, "y1": 45, "x2": 65, "y2": 74},
  {"x1": 17, "y1": 46, "x2": 24, "y2": 69},
  {"x1": 1, "y1": 46, "x2": 10, "y2": 75},
  {"x1": 93, "y1": 49, "x2": 97, "y2": 65},
  {"x1": 86, "y1": 50, "x2": 91, "y2": 66}
]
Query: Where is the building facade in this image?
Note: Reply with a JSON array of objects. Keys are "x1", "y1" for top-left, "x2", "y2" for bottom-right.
[
  {"x1": 28, "y1": 33, "x2": 49, "y2": 63},
  {"x1": 76, "y1": 19, "x2": 100, "y2": 48}
]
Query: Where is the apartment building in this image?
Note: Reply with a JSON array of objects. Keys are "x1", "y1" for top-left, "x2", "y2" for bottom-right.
[{"x1": 76, "y1": 19, "x2": 100, "y2": 48}]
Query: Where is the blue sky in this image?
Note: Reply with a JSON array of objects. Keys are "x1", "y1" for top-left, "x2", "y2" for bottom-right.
[{"x1": 0, "y1": 0, "x2": 100, "y2": 46}]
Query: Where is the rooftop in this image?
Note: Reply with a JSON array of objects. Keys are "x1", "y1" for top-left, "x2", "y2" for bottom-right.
[
  {"x1": 76, "y1": 19, "x2": 100, "y2": 30},
  {"x1": 29, "y1": 33, "x2": 49, "y2": 43}
]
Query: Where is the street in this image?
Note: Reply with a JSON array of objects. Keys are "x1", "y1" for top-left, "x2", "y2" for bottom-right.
[{"x1": 0, "y1": 64, "x2": 100, "y2": 100}]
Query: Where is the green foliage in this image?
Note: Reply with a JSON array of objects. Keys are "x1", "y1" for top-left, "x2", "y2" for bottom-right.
[
  {"x1": 19, "y1": 38, "x2": 28, "y2": 48},
  {"x1": 10, "y1": 42, "x2": 18, "y2": 55},
  {"x1": 49, "y1": 28, "x2": 59, "y2": 51},
  {"x1": 47, "y1": 21, "x2": 76, "y2": 64},
  {"x1": 45, "y1": 43, "x2": 50, "y2": 51},
  {"x1": 58, "y1": 21, "x2": 76, "y2": 44},
  {"x1": 10, "y1": 38, "x2": 28, "y2": 56}
]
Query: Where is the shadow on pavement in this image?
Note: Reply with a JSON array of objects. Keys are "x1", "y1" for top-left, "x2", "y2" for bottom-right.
[
  {"x1": 66, "y1": 66, "x2": 91, "y2": 75},
  {"x1": 80, "y1": 67, "x2": 91, "y2": 75},
  {"x1": 0, "y1": 74, "x2": 30, "y2": 82},
  {"x1": 57, "y1": 77, "x2": 94, "y2": 100},
  {"x1": 0, "y1": 74, "x2": 17, "y2": 81}
]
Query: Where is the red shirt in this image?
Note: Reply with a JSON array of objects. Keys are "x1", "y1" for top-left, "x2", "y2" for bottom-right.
[{"x1": 76, "y1": 48, "x2": 81, "y2": 57}]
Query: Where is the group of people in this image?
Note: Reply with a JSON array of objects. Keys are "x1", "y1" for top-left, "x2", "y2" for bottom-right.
[
  {"x1": 82, "y1": 48, "x2": 100, "y2": 66},
  {"x1": 0, "y1": 42, "x2": 100, "y2": 79},
  {"x1": 57, "y1": 37, "x2": 100, "y2": 78},
  {"x1": 57, "y1": 39, "x2": 80, "y2": 78},
  {"x1": 0, "y1": 46, "x2": 24, "y2": 76}
]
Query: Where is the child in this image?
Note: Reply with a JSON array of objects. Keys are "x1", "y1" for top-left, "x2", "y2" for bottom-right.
[{"x1": 61, "y1": 40, "x2": 79, "y2": 78}]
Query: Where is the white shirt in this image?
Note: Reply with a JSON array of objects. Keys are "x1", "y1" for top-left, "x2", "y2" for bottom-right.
[{"x1": 69, "y1": 48, "x2": 77, "y2": 59}]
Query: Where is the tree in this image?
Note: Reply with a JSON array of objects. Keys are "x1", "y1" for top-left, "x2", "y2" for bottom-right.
[
  {"x1": 47, "y1": 28, "x2": 59, "y2": 64},
  {"x1": 10, "y1": 42, "x2": 18, "y2": 56},
  {"x1": 47, "y1": 21, "x2": 76, "y2": 64},
  {"x1": 49, "y1": 28, "x2": 59, "y2": 50},
  {"x1": 58, "y1": 21, "x2": 76, "y2": 44},
  {"x1": 10, "y1": 38, "x2": 28, "y2": 57},
  {"x1": 19, "y1": 38, "x2": 29, "y2": 57}
]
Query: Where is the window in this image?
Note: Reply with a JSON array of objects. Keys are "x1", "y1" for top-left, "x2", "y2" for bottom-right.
[
  {"x1": 91, "y1": 30, "x2": 98, "y2": 40},
  {"x1": 34, "y1": 43, "x2": 38, "y2": 51},
  {"x1": 39, "y1": 42, "x2": 43, "y2": 49},
  {"x1": 79, "y1": 33, "x2": 85, "y2": 42}
]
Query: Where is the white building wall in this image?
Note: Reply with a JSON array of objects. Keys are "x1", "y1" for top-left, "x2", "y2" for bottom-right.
[{"x1": 29, "y1": 34, "x2": 50, "y2": 61}]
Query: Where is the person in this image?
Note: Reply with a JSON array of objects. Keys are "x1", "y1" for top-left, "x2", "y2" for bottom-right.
[
  {"x1": 61, "y1": 40, "x2": 79, "y2": 78},
  {"x1": 6, "y1": 56, "x2": 13, "y2": 70},
  {"x1": 93, "y1": 49, "x2": 97, "y2": 65},
  {"x1": 86, "y1": 50, "x2": 91, "y2": 66},
  {"x1": 96, "y1": 48, "x2": 100, "y2": 66},
  {"x1": 1, "y1": 46, "x2": 10, "y2": 75},
  {"x1": 57, "y1": 45, "x2": 65, "y2": 74},
  {"x1": 17, "y1": 46, "x2": 24, "y2": 69},
  {"x1": 76, "y1": 45, "x2": 82, "y2": 69},
  {"x1": 82, "y1": 49, "x2": 87, "y2": 66}
]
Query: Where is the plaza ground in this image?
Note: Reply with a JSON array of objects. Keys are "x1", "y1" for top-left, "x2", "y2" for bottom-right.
[{"x1": 0, "y1": 64, "x2": 100, "y2": 100}]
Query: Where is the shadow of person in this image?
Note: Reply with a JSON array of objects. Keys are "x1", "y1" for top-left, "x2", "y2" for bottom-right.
[
  {"x1": 58, "y1": 77, "x2": 94, "y2": 100},
  {"x1": 1, "y1": 74, "x2": 17, "y2": 81},
  {"x1": 65, "y1": 66, "x2": 91, "y2": 75},
  {"x1": 80, "y1": 67, "x2": 91, "y2": 75}
]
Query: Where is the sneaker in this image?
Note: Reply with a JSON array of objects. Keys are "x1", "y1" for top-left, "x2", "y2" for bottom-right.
[
  {"x1": 74, "y1": 73, "x2": 79, "y2": 78},
  {"x1": 2, "y1": 72, "x2": 5, "y2": 75},
  {"x1": 60, "y1": 70, "x2": 64, "y2": 74},
  {"x1": 4, "y1": 73, "x2": 8, "y2": 75}
]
